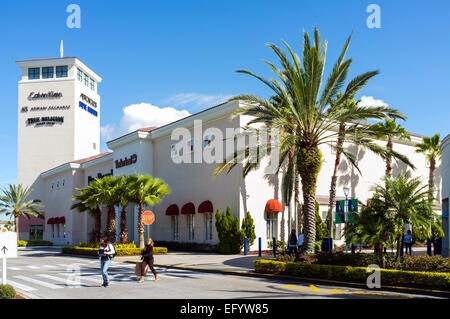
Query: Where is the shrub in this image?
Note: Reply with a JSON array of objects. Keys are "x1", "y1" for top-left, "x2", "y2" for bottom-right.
[
  {"x1": 154, "y1": 241, "x2": 217, "y2": 252},
  {"x1": 0, "y1": 285, "x2": 16, "y2": 299},
  {"x1": 215, "y1": 207, "x2": 245, "y2": 254},
  {"x1": 241, "y1": 212, "x2": 256, "y2": 248},
  {"x1": 267, "y1": 240, "x2": 286, "y2": 251},
  {"x1": 254, "y1": 259, "x2": 450, "y2": 289},
  {"x1": 62, "y1": 246, "x2": 167, "y2": 256},
  {"x1": 18, "y1": 240, "x2": 53, "y2": 247}
]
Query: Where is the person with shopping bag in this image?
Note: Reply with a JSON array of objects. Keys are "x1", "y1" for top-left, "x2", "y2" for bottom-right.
[{"x1": 137, "y1": 237, "x2": 158, "y2": 283}]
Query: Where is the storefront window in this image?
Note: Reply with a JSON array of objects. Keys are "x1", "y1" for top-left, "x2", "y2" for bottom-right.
[
  {"x1": 266, "y1": 212, "x2": 278, "y2": 240},
  {"x1": 172, "y1": 215, "x2": 179, "y2": 240},
  {"x1": 188, "y1": 215, "x2": 194, "y2": 240},
  {"x1": 205, "y1": 213, "x2": 213, "y2": 241},
  {"x1": 29, "y1": 225, "x2": 43, "y2": 241}
]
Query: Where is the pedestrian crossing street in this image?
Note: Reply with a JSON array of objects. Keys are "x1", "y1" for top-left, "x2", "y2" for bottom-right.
[{"x1": 1, "y1": 260, "x2": 211, "y2": 294}]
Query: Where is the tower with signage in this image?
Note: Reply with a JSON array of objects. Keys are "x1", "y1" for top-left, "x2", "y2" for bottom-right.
[{"x1": 16, "y1": 57, "x2": 102, "y2": 188}]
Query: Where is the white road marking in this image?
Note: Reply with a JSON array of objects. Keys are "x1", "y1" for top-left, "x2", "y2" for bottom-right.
[
  {"x1": 26, "y1": 266, "x2": 40, "y2": 269},
  {"x1": 37, "y1": 274, "x2": 90, "y2": 288},
  {"x1": 8, "y1": 267, "x2": 22, "y2": 270},
  {"x1": 43, "y1": 265, "x2": 57, "y2": 269},
  {"x1": 6, "y1": 279, "x2": 38, "y2": 292},
  {"x1": 14, "y1": 275, "x2": 63, "y2": 289}
]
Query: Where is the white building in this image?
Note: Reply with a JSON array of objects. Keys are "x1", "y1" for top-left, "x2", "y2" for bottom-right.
[{"x1": 17, "y1": 56, "x2": 441, "y2": 250}]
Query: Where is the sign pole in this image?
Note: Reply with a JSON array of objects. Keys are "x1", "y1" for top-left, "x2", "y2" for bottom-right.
[{"x1": 2, "y1": 258, "x2": 6, "y2": 285}]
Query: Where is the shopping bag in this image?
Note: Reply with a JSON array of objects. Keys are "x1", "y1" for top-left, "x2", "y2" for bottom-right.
[{"x1": 135, "y1": 262, "x2": 149, "y2": 276}]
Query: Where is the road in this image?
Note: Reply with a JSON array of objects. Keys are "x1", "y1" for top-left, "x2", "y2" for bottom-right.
[{"x1": 0, "y1": 248, "x2": 445, "y2": 299}]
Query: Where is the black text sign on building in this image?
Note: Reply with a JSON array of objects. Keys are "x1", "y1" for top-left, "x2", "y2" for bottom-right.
[{"x1": 115, "y1": 154, "x2": 137, "y2": 168}]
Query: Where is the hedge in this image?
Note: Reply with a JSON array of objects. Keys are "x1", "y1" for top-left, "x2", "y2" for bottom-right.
[
  {"x1": 254, "y1": 259, "x2": 450, "y2": 289},
  {"x1": 61, "y1": 246, "x2": 167, "y2": 256},
  {"x1": 18, "y1": 240, "x2": 53, "y2": 247},
  {"x1": 0, "y1": 285, "x2": 16, "y2": 299},
  {"x1": 154, "y1": 241, "x2": 217, "y2": 252}
]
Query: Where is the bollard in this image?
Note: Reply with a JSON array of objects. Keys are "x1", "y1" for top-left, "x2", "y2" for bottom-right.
[
  {"x1": 244, "y1": 237, "x2": 248, "y2": 256},
  {"x1": 273, "y1": 237, "x2": 276, "y2": 257},
  {"x1": 258, "y1": 237, "x2": 262, "y2": 257},
  {"x1": 427, "y1": 238, "x2": 432, "y2": 256}
]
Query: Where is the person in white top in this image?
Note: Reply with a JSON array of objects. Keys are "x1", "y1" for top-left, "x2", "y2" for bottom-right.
[{"x1": 98, "y1": 238, "x2": 115, "y2": 287}]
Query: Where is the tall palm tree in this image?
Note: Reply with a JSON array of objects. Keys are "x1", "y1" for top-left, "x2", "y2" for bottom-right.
[
  {"x1": 372, "y1": 174, "x2": 442, "y2": 259},
  {"x1": 369, "y1": 119, "x2": 413, "y2": 179},
  {"x1": 127, "y1": 174, "x2": 171, "y2": 248},
  {"x1": 214, "y1": 28, "x2": 404, "y2": 253},
  {"x1": 326, "y1": 96, "x2": 407, "y2": 235},
  {"x1": 71, "y1": 183, "x2": 103, "y2": 242},
  {"x1": 415, "y1": 133, "x2": 441, "y2": 201},
  {"x1": 0, "y1": 184, "x2": 44, "y2": 239},
  {"x1": 116, "y1": 175, "x2": 134, "y2": 244}
]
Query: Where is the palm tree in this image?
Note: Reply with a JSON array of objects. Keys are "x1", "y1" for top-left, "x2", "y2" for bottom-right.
[
  {"x1": 127, "y1": 174, "x2": 171, "y2": 248},
  {"x1": 415, "y1": 133, "x2": 441, "y2": 201},
  {"x1": 372, "y1": 174, "x2": 442, "y2": 259},
  {"x1": 0, "y1": 184, "x2": 44, "y2": 239},
  {"x1": 93, "y1": 176, "x2": 121, "y2": 243},
  {"x1": 71, "y1": 183, "x2": 103, "y2": 242},
  {"x1": 345, "y1": 197, "x2": 394, "y2": 267},
  {"x1": 369, "y1": 119, "x2": 413, "y2": 179},
  {"x1": 214, "y1": 27, "x2": 404, "y2": 253},
  {"x1": 116, "y1": 175, "x2": 134, "y2": 244}
]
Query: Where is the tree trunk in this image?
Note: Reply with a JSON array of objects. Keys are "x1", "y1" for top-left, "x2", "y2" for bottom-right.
[
  {"x1": 395, "y1": 233, "x2": 402, "y2": 260},
  {"x1": 138, "y1": 202, "x2": 145, "y2": 248},
  {"x1": 328, "y1": 123, "x2": 345, "y2": 235},
  {"x1": 386, "y1": 137, "x2": 393, "y2": 179},
  {"x1": 429, "y1": 156, "x2": 436, "y2": 201},
  {"x1": 376, "y1": 242, "x2": 385, "y2": 268},
  {"x1": 107, "y1": 203, "x2": 116, "y2": 243},
  {"x1": 294, "y1": 174, "x2": 300, "y2": 234},
  {"x1": 298, "y1": 145, "x2": 322, "y2": 254},
  {"x1": 95, "y1": 207, "x2": 101, "y2": 242},
  {"x1": 120, "y1": 205, "x2": 128, "y2": 244},
  {"x1": 15, "y1": 213, "x2": 19, "y2": 240}
]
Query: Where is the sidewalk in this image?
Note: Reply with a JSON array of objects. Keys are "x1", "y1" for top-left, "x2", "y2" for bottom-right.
[{"x1": 116, "y1": 252, "x2": 271, "y2": 273}]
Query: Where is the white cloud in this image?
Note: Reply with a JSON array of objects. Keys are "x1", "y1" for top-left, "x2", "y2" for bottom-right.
[
  {"x1": 358, "y1": 96, "x2": 389, "y2": 108},
  {"x1": 101, "y1": 103, "x2": 190, "y2": 142},
  {"x1": 165, "y1": 92, "x2": 233, "y2": 109}
]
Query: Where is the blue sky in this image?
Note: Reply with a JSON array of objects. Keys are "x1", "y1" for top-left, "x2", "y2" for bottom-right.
[{"x1": 1, "y1": 0, "x2": 450, "y2": 191}]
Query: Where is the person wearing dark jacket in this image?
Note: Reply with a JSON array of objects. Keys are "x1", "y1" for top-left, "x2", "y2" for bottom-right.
[
  {"x1": 288, "y1": 229, "x2": 297, "y2": 255},
  {"x1": 138, "y1": 238, "x2": 158, "y2": 283}
]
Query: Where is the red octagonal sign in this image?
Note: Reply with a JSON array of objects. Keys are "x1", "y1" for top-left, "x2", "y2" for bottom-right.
[{"x1": 142, "y1": 211, "x2": 155, "y2": 225}]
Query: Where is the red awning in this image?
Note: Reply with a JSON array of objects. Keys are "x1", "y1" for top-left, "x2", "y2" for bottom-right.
[
  {"x1": 265, "y1": 199, "x2": 283, "y2": 213},
  {"x1": 198, "y1": 200, "x2": 213, "y2": 214},
  {"x1": 54, "y1": 216, "x2": 66, "y2": 224},
  {"x1": 47, "y1": 218, "x2": 55, "y2": 224},
  {"x1": 181, "y1": 202, "x2": 195, "y2": 215},
  {"x1": 165, "y1": 204, "x2": 179, "y2": 216}
]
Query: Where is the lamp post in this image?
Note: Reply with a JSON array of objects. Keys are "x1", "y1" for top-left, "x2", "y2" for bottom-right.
[{"x1": 343, "y1": 186, "x2": 350, "y2": 253}]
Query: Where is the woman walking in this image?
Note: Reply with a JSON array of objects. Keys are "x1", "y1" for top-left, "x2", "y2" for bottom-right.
[
  {"x1": 99, "y1": 238, "x2": 115, "y2": 287},
  {"x1": 138, "y1": 238, "x2": 158, "y2": 283}
]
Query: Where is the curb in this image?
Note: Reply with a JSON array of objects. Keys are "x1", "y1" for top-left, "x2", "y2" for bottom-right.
[{"x1": 126, "y1": 260, "x2": 450, "y2": 297}]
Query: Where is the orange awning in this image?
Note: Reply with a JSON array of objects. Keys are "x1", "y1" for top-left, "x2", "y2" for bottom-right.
[{"x1": 265, "y1": 199, "x2": 283, "y2": 213}]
